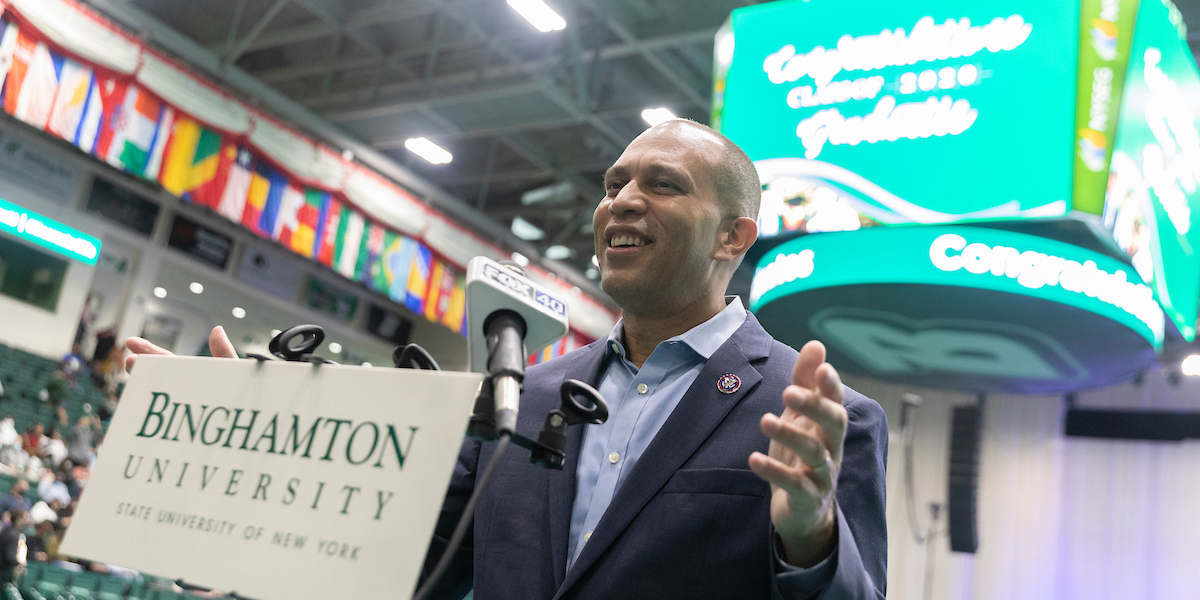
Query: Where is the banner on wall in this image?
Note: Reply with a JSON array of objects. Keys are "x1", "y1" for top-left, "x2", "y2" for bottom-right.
[
  {"x1": 62, "y1": 355, "x2": 481, "y2": 600},
  {"x1": 0, "y1": 2, "x2": 615, "y2": 344}
]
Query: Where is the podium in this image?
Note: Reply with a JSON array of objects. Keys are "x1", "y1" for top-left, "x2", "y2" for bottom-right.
[{"x1": 61, "y1": 355, "x2": 482, "y2": 600}]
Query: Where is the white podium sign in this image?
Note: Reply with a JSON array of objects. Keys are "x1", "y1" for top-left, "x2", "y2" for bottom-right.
[{"x1": 62, "y1": 356, "x2": 481, "y2": 599}]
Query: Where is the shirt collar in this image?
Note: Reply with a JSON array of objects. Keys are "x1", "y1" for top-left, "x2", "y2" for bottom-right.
[{"x1": 604, "y1": 296, "x2": 747, "y2": 361}]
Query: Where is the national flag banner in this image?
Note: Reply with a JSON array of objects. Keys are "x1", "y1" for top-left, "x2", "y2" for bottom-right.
[
  {"x1": 215, "y1": 147, "x2": 254, "y2": 222},
  {"x1": 441, "y1": 274, "x2": 467, "y2": 335},
  {"x1": 76, "y1": 74, "x2": 127, "y2": 155},
  {"x1": 357, "y1": 222, "x2": 386, "y2": 285},
  {"x1": 3, "y1": 30, "x2": 64, "y2": 130},
  {"x1": 94, "y1": 83, "x2": 172, "y2": 180},
  {"x1": 46, "y1": 58, "x2": 97, "y2": 145},
  {"x1": 334, "y1": 208, "x2": 366, "y2": 279},
  {"x1": 315, "y1": 196, "x2": 343, "y2": 267},
  {"x1": 271, "y1": 183, "x2": 308, "y2": 248},
  {"x1": 383, "y1": 235, "x2": 417, "y2": 303},
  {"x1": 0, "y1": 21, "x2": 19, "y2": 92},
  {"x1": 242, "y1": 162, "x2": 289, "y2": 239},
  {"x1": 286, "y1": 188, "x2": 326, "y2": 259},
  {"x1": 424, "y1": 259, "x2": 456, "y2": 323},
  {"x1": 405, "y1": 242, "x2": 433, "y2": 315},
  {"x1": 159, "y1": 115, "x2": 226, "y2": 207}
]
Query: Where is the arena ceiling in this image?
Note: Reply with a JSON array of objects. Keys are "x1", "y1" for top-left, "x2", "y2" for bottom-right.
[
  {"x1": 79, "y1": 0, "x2": 772, "y2": 302},
  {"x1": 72, "y1": 0, "x2": 1200, "y2": 306}
]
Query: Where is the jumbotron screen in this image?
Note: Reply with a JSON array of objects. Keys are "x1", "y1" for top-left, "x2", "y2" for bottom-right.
[{"x1": 717, "y1": 0, "x2": 1200, "y2": 344}]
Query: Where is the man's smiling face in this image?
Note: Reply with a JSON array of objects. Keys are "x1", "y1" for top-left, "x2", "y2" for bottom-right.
[{"x1": 594, "y1": 121, "x2": 732, "y2": 314}]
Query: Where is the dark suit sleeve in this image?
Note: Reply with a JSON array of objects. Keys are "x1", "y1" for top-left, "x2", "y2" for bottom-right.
[
  {"x1": 773, "y1": 392, "x2": 889, "y2": 600},
  {"x1": 419, "y1": 436, "x2": 482, "y2": 600}
]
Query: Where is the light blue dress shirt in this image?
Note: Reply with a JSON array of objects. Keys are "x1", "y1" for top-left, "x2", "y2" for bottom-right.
[{"x1": 565, "y1": 297, "x2": 836, "y2": 593}]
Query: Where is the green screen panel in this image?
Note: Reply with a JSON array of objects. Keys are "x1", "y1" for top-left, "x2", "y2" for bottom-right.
[
  {"x1": 751, "y1": 226, "x2": 1165, "y2": 349},
  {"x1": 718, "y1": 0, "x2": 1080, "y2": 236},
  {"x1": 1104, "y1": 0, "x2": 1200, "y2": 340},
  {"x1": 1072, "y1": 0, "x2": 1140, "y2": 216},
  {"x1": 0, "y1": 197, "x2": 100, "y2": 265}
]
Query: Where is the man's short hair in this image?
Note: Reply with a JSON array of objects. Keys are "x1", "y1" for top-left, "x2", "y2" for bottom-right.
[{"x1": 675, "y1": 120, "x2": 761, "y2": 219}]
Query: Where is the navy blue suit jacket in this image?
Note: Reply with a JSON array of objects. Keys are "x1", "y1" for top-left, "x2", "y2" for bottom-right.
[{"x1": 424, "y1": 313, "x2": 888, "y2": 599}]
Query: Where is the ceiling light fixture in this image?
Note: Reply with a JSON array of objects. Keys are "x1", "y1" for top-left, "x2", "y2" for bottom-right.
[
  {"x1": 641, "y1": 107, "x2": 677, "y2": 127},
  {"x1": 231, "y1": 307, "x2": 246, "y2": 319},
  {"x1": 153, "y1": 287, "x2": 167, "y2": 299},
  {"x1": 404, "y1": 137, "x2": 453, "y2": 164},
  {"x1": 545, "y1": 244, "x2": 574, "y2": 260},
  {"x1": 511, "y1": 217, "x2": 545, "y2": 241},
  {"x1": 507, "y1": 0, "x2": 566, "y2": 32},
  {"x1": 1183, "y1": 355, "x2": 1200, "y2": 376},
  {"x1": 189, "y1": 282, "x2": 204, "y2": 294},
  {"x1": 328, "y1": 342, "x2": 343, "y2": 354}
]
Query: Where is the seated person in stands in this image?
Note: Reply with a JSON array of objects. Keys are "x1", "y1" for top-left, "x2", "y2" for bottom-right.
[
  {"x1": 0, "y1": 481, "x2": 31, "y2": 517},
  {"x1": 27, "y1": 520, "x2": 57, "y2": 563},
  {"x1": 28, "y1": 498, "x2": 60, "y2": 528},
  {"x1": 0, "y1": 510, "x2": 27, "y2": 583},
  {"x1": 40, "y1": 432, "x2": 65, "y2": 470},
  {"x1": 36, "y1": 471, "x2": 68, "y2": 509},
  {"x1": 65, "y1": 416, "x2": 101, "y2": 467},
  {"x1": 20, "y1": 424, "x2": 44, "y2": 459}
]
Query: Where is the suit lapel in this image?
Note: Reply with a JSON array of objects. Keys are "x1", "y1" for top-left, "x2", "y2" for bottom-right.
[
  {"x1": 547, "y1": 339, "x2": 609, "y2": 588},
  {"x1": 554, "y1": 316, "x2": 774, "y2": 598}
]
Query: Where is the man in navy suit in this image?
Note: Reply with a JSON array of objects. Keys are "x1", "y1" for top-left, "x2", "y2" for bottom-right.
[
  {"x1": 423, "y1": 120, "x2": 887, "y2": 599},
  {"x1": 126, "y1": 120, "x2": 888, "y2": 599}
]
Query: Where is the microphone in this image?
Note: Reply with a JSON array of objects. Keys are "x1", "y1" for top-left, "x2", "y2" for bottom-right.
[{"x1": 466, "y1": 257, "x2": 569, "y2": 434}]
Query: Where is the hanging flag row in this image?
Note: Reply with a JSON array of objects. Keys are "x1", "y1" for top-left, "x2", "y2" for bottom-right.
[{"x1": 0, "y1": 1, "x2": 616, "y2": 343}]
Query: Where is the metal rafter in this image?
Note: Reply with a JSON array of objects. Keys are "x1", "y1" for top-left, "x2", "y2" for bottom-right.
[
  {"x1": 288, "y1": 27, "x2": 717, "y2": 110},
  {"x1": 577, "y1": 0, "x2": 708, "y2": 107},
  {"x1": 225, "y1": 0, "x2": 290, "y2": 65}
]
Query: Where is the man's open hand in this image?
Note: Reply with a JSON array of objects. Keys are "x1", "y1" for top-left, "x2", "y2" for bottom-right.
[
  {"x1": 124, "y1": 326, "x2": 237, "y2": 373},
  {"x1": 748, "y1": 340, "x2": 848, "y2": 567}
]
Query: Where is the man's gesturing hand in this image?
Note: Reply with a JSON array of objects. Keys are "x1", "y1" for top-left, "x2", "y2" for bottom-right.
[
  {"x1": 124, "y1": 326, "x2": 238, "y2": 373},
  {"x1": 748, "y1": 340, "x2": 848, "y2": 568}
]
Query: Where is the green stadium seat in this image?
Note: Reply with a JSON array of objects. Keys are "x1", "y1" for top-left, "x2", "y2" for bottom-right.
[
  {"x1": 67, "y1": 570, "x2": 101, "y2": 599},
  {"x1": 32, "y1": 566, "x2": 70, "y2": 600}
]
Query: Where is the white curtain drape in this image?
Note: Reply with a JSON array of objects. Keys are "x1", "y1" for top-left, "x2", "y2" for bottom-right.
[{"x1": 846, "y1": 368, "x2": 1200, "y2": 600}]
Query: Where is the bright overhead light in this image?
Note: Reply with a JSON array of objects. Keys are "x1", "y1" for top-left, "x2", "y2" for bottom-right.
[
  {"x1": 585, "y1": 267, "x2": 599, "y2": 279},
  {"x1": 642, "y1": 107, "x2": 677, "y2": 127},
  {"x1": 189, "y1": 282, "x2": 204, "y2": 294},
  {"x1": 328, "y1": 342, "x2": 343, "y2": 354},
  {"x1": 404, "y1": 137, "x2": 453, "y2": 164},
  {"x1": 545, "y1": 245, "x2": 574, "y2": 260},
  {"x1": 153, "y1": 287, "x2": 167, "y2": 299},
  {"x1": 510, "y1": 251, "x2": 530, "y2": 267},
  {"x1": 231, "y1": 307, "x2": 246, "y2": 319},
  {"x1": 511, "y1": 217, "x2": 545, "y2": 241},
  {"x1": 1183, "y1": 355, "x2": 1200, "y2": 376},
  {"x1": 507, "y1": 0, "x2": 566, "y2": 32}
]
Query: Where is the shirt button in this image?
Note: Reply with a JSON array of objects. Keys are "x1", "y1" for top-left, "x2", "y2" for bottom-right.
[
  {"x1": 608, "y1": 451, "x2": 620, "y2": 464},
  {"x1": 610, "y1": 342, "x2": 620, "y2": 353},
  {"x1": 584, "y1": 531, "x2": 592, "y2": 542},
  {"x1": 636, "y1": 383, "x2": 648, "y2": 394}
]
